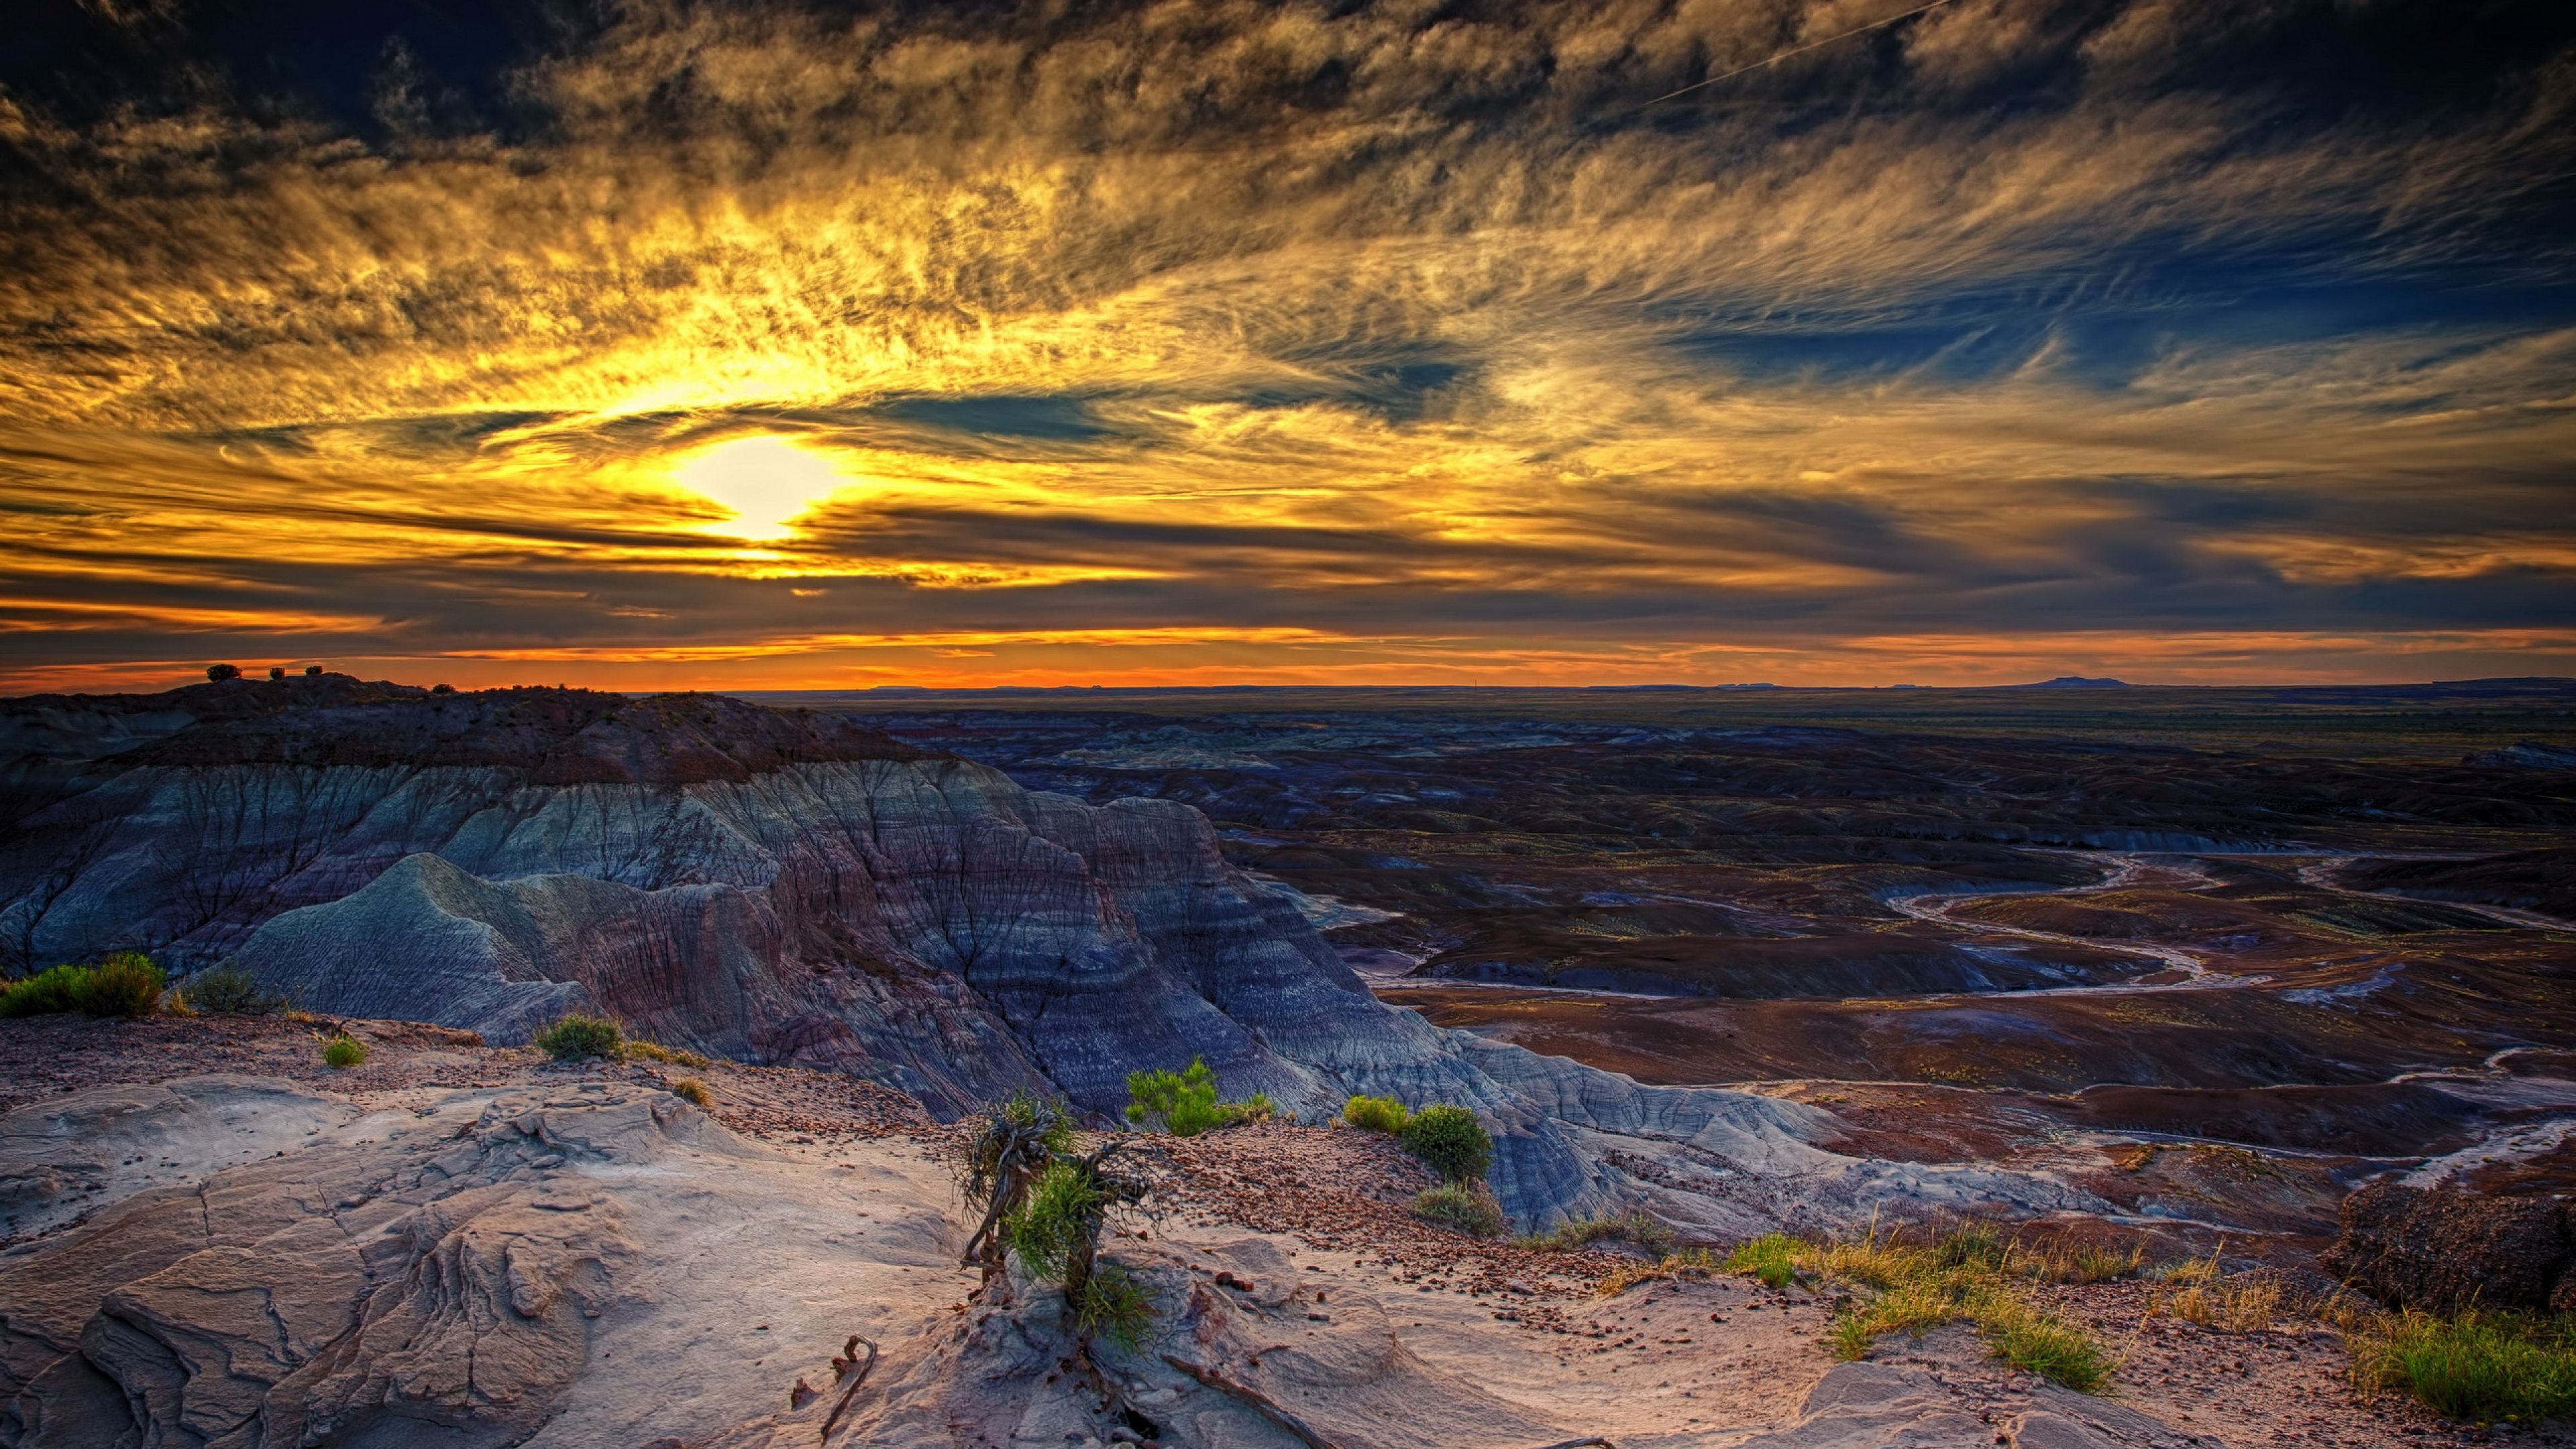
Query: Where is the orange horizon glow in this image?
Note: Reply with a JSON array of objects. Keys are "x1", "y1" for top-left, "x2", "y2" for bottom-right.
[{"x1": 9, "y1": 624, "x2": 2573, "y2": 700}]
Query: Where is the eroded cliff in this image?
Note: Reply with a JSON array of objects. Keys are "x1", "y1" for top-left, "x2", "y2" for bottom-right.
[{"x1": 1, "y1": 680, "x2": 2075, "y2": 1230}]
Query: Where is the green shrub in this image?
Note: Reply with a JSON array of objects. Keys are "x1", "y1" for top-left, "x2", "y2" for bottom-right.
[
  {"x1": 1343, "y1": 1093, "x2": 1408, "y2": 1133},
  {"x1": 1399, "y1": 1104, "x2": 1492, "y2": 1181},
  {"x1": 1124, "y1": 1058, "x2": 1272, "y2": 1135},
  {"x1": 2353, "y1": 1309, "x2": 2576, "y2": 1424},
  {"x1": 1411, "y1": 1182, "x2": 1507, "y2": 1238},
  {"x1": 535, "y1": 1014, "x2": 623, "y2": 1061},
  {"x1": 179, "y1": 963, "x2": 282, "y2": 1016},
  {"x1": 964, "y1": 1095, "x2": 1156, "y2": 1352},
  {"x1": 323, "y1": 1034, "x2": 368, "y2": 1069},
  {"x1": 0, "y1": 955, "x2": 165, "y2": 1019},
  {"x1": 1008, "y1": 1161, "x2": 1110, "y2": 1283},
  {"x1": 74, "y1": 954, "x2": 162, "y2": 1018},
  {"x1": 74, "y1": 953, "x2": 164, "y2": 1018},
  {"x1": 1127, "y1": 1058, "x2": 1225, "y2": 1135},
  {"x1": 0, "y1": 964, "x2": 90, "y2": 1018},
  {"x1": 1075, "y1": 1263, "x2": 1157, "y2": 1352}
]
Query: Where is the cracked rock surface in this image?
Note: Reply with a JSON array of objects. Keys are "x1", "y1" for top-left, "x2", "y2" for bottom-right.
[{"x1": 0, "y1": 1072, "x2": 970, "y2": 1449}]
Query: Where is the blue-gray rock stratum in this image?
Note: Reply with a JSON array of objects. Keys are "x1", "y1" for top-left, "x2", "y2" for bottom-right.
[{"x1": 0, "y1": 677, "x2": 2080, "y2": 1230}]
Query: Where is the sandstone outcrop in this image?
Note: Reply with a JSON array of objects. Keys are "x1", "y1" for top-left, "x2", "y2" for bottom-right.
[
  {"x1": 2321, "y1": 1181, "x2": 2576, "y2": 1312},
  {"x1": 0, "y1": 1073, "x2": 973, "y2": 1449}
]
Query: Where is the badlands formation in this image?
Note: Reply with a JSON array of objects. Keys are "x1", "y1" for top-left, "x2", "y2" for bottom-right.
[
  {"x1": 4, "y1": 676, "x2": 2574, "y2": 1447},
  {"x1": 0, "y1": 676, "x2": 2074, "y2": 1234}
]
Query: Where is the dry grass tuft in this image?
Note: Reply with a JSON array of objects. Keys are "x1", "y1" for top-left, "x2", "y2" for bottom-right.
[
  {"x1": 1729, "y1": 1221, "x2": 2114, "y2": 1394},
  {"x1": 1599, "y1": 1248, "x2": 1719, "y2": 1297},
  {"x1": 2144, "y1": 1248, "x2": 2282, "y2": 1332},
  {"x1": 624, "y1": 1038, "x2": 714, "y2": 1069},
  {"x1": 1522, "y1": 1209, "x2": 1675, "y2": 1255}
]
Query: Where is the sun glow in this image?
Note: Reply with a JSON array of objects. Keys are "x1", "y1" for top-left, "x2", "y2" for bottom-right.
[{"x1": 670, "y1": 435, "x2": 853, "y2": 540}]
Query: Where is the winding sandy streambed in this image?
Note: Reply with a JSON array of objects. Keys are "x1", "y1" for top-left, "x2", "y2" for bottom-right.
[{"x1": 1878, "y1": 851, "x2": 2225, "y2": 996}]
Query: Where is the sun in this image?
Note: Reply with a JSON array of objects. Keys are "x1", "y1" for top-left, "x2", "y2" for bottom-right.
[{"x1": 670, "y1": 435, "x2": 853, "y2": 540}]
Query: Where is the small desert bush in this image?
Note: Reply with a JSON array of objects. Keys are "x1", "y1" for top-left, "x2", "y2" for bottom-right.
[
  {"x1": 1007, "y1": 1161, "x2": 1110, "y2": 1283},
  {"x1": 0, "y1": 964, "x2": 91, "y2": 1017},
  {"x1": 989, "y1": 1139, "x2": 1158, "y2": 1352},
  {"x1": 1075, "y1": 1263, "x2": 1157, "y2": 1352},
  {"x1": 1124, "y1": 1057, "x2": 1271, "y2": 1136},
  {"x1": 1520, "y1": 1209, "x2": 1674, "y2": 1255},
  {"x1": 1, "y1": 955, "x2": 166, "y2": 1018},
  {"x1": 2352, "y1": 1310, "x2": 2576, "y2": 1425},
  {"x1": 323, "y1": 1034, "x2": 368, "y2": 1069},
  {"x1": 77, "y1": 954, "x2": 165, "y2": 1018},
  {"x1": 1343, "y1": 1093, "x2": 1409, "y2": 1133},
  {"x1": 1399, "y1": 1104, "x2": 1493, "y2": 1181},
  {"x1": 535, "y1": 1014, "x2": 623, "y2": 1061},
  {"x1": 984, "y1": 1089, "x2": 1079, "y2": 1162},
  {"x1": 179, "y1": 963, "x2": 282, "y2": 1016},
  {"x1": 1411, "y1": 1181, "x2": 1507, "y2": 1238},
  {"x1": 670, "y1": 1077, "x2": 712, "y2": 1107}
]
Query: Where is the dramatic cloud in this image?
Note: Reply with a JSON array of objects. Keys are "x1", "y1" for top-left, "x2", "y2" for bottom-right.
[{"x1": 1, "y1": 0, "x2": 2571, "y2": 690}]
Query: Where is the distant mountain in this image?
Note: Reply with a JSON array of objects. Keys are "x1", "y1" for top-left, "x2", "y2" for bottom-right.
[{"x1": 2011, "y1": 676, "x2": 2131, "y2": 689}]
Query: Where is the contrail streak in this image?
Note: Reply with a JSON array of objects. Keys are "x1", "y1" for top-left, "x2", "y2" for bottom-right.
[{"x1": 1632, "y1": 0, "x2": 1969, "y2": 110}]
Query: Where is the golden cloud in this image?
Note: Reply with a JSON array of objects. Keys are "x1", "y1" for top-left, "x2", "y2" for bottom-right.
[{"x1": 0, "y1": 0, "x2": 2569, "y2": 691}]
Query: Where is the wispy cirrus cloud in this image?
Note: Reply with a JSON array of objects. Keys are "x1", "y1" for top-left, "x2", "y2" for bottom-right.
[{"x1": 0, "y1": 0, "x2": 2569, "y2": 691}]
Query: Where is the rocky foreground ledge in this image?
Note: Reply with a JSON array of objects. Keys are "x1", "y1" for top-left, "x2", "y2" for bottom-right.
[{"x1": 0, "y1": 1016, "x2": 2526, "y2": 1449}]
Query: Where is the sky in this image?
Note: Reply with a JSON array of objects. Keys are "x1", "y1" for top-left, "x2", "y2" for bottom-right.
[{"x1": 2, "y1": 0, "x2": 2572, "y2": 694}]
